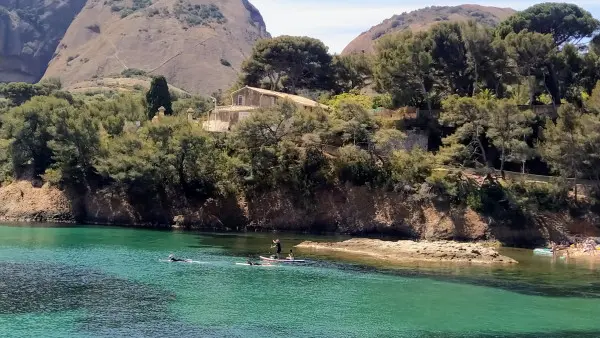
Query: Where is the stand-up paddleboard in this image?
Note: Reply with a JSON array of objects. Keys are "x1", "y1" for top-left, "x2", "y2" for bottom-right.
[
  {"x1": 532, "y1": 249, "x2": 566, "y2": 259},
  {"x1": 533, "y1": 248, "x2": 553, "y2": 256},
  {"x1": 235, "y1": 263, "x2": 275, "y2": 267},
  {"x1": 259, "y1": 256, "x2": 306, "y2": 263},
  {"x1": 159, "y1": 259, "x2": 205, "y2": 264}
]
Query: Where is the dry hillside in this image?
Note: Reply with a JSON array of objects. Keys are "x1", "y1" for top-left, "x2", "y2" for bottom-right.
[
  {"x1": 42, "y1": 0, "x2": 269, "y2": 94},
  {"x1": 342, "y1": 5, "x2": 515, "y2": 55}
]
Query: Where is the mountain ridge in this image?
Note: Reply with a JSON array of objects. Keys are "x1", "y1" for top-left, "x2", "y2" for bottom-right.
[{"x1": 342, "y1": 4, "x2": 516, "y2": 55}]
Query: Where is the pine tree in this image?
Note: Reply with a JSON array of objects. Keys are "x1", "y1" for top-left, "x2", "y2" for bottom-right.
[{"x1": 145, "y1": 76, "x2": 172, "y2": 119}]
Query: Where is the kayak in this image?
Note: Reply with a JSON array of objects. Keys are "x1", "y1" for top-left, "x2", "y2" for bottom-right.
[
  {"x1": 533, "y1": 248, "x2": 553, "y2": 256},
  {"x1": 259, "y1": 256, "x2": 306, "y2": 263}
]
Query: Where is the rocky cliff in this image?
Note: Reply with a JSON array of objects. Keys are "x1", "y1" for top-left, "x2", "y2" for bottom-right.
[
  {"x1": 42, "y1": 0, "x2": 269, "y2": 94},
  {"x1": 0, "y1": 0, "x2": 87, "y2": 83},
  {"x1": 2, "y1": 180, "x2": 598, "y2": 247},
  {"x1": 342, "y1": 5, "x2": 515, "y2": 55},
  {"x1": 0, "y1": 0, "x2": 269, "y2": 94}
]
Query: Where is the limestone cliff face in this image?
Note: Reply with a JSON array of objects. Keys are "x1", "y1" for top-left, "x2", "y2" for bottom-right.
[
  {"x1": 2, "y1": 180, "x2": 595, "y2": 247},
  {"x1": 0, "y1": 0, "x2": 269, "y2": 94},
  {"x1": 0, "y1": 0, "x2": 87, "y2": 83},
  {"x1": 42, "y1": 0, "x2": 270, "y2": 94}
]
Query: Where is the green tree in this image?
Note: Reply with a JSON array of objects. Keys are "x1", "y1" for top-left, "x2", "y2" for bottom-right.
[
  {"x1": 331, "y1": 53, "x2": 373, "y2": 93},
  {"x1": 579, "y1": 52, "x2": 600, "y2": 95},
  {"x1": 539, "y1": 104, "x2": 587, "y2": 199},
  {"x1": 487, "y1": 100, "x2": 535, "y2": 173},
  {"x1": 587, "y1": 81, "x2": 600, "y2": 113},
  {"x1": 330, "y1": 102, "x2": 379, "y2": 146},
  {"x1": 172, "y1": 96, "x2": 211, "y2": 117},
  {"x1": 486, "y1": 39, "x2": 518, "y2": 98},
  {"x1": 240, "y1": 36, "x2": 332, "y2": 94},
  {"x1": 505, "y1": 31, "x2": 556, "y2": 106},
  {"x1": 0, "y1": 83, "x2": 40, "y2": 106},
  {"x1": 47, "y1": 107, "x2": 100, "y2": 187},
  {"x1": 0, "y1": 96, "x2": 71, "y2": 178},
  {"x1": 497, "y1": 3, "x2": 600, "y2": 46},
  {"x1": 462, "y1": 21, "x2": 494, "y2": 96},
  {"x1": 334, "y1": 145, "x2": 379, "y2": 186},
  {"x1": 389, "y1": 148, "x2": 435, "y2": 186},
  {"x1": 440, "y1": 92, "x2": 495, "y2": 168},
  {"x1": 374, "y1": 31, "x2": 435, "y2": 110},
  {"x1": 592, "y1": 34, "x2": 600, "y2": 54},
  {"x1": 429, "y1": 22, "x2": 472, "y2": 97},
  {"x1": 145, "y1": 76, "x2": 173, "y2": 119}
]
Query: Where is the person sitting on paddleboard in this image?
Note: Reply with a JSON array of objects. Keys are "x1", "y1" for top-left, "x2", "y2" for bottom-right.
[
  {"x1": 287, "y1": 249, "x2": 294, "y2": 260},
  {"x1": 271, "y1": 239, "x2": 282, "y2": 259},
  {"x1": 168, "y1": 254, "x2": 186, "y2": 262}
]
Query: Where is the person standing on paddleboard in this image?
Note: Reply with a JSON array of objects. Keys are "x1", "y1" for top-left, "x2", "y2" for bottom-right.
[{"x1": 271, "y1": 239, "x2": 282, "y2": 259}]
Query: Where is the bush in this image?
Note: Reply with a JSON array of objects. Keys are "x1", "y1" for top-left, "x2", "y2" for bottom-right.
[
  {"x1": 173, "y1": 1, "x2": 226, "y2": 26},
  {"x1": 389, "y1": 148, "x2": 435, "y2": 186},
  {"x1": 325, "y1": 92, "x2": 373, "y2": 111},
  {"x1": 220, "y1": 58, "x2": 231, "y2": 67},
  {"x1": 507, "y1": 180, "x2": 570, "y2": 212},
  {"x1": 121, "y1": 68, "x2": 148, "y2": 77},
  {"x1": 334, "y1": 145, "x2": 380, "y2": 186}
]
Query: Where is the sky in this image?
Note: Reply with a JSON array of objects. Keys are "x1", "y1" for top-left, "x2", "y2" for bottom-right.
[{"x1": 250, "y1": 0, "x2": 600, "y2": 54}]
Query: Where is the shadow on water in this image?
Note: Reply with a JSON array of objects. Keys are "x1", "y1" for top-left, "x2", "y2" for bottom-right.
[
  {"x1": 302, "y1": 258, "x2": 600, "y2": 299},
  {"x1": 0, "y1": 262, "x2": 234, "y2": 337}
]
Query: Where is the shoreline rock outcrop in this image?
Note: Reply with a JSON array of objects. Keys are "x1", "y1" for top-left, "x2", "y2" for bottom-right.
[{"x1": 296, "y1": 238, "x2": 518, "y2": 265}]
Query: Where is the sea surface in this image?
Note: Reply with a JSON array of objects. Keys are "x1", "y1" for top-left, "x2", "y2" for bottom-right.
[{"x1": 0, "y1": 224, "x2": 599, "y2": 338}]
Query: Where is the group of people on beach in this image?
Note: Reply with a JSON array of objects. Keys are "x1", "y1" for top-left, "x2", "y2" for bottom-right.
[{"x1": 550, "y1": 237, "x2": 599, "y2": 260}]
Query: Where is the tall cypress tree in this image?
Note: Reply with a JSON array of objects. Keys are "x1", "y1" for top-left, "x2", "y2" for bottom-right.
[{"x1": 146, "y1": 75, "x2": 172, "y2": 119}]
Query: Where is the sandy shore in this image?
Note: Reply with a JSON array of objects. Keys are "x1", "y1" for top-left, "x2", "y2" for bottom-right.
[{"x1": 296, "y1": 238, "x2": 518, "y2": 265}]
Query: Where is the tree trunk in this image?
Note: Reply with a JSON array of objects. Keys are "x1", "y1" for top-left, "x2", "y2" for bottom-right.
[
  {"x1": 472, "y1": 63, "x2": 479, "y2": 96},
  {"x1": 500, "y1": 144, "x2": 506, "y2": 173},
  {"x1": 544, "y1": 64, "x2": 561, "y2": 107},
  {"x1": 421, "y1": 81, "x2": 432, "y2": 112},
  {"x1": 475, "y1": 127, "x2": 488, "y2": 169},
  {"x1": 543, "y1": 73, "x2": 557, "y2": 113},
  {"x1": 528, "y1": 74, "x2": 535, "y2": 106}
]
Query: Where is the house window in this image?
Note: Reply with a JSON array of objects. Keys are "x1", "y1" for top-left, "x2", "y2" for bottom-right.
[{"x1": 237, "y1": 95, "x2": 244, "y2": 106}]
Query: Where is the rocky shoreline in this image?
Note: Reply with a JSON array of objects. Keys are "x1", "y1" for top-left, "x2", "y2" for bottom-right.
[{"x1": 296, "y1": 238, "x2": 518, "y2": 265}]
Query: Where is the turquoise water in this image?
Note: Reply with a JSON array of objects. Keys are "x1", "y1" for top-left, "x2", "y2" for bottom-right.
[{"x1": 1, "y1": 225, "x2": 599, "y2": 337}]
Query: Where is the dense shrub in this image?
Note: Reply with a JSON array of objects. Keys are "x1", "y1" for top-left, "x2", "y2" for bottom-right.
[
  {"x1": 173, "y1": 1, "x2": 226, "y2": 26},
  {"x1": 121, "y1": 68, "x2": 148, "y2": 77}
]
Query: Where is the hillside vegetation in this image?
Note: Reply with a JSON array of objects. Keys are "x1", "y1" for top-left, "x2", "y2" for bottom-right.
[{"x1": 342, "y1": 5, "x2": 515, "y2": 55}]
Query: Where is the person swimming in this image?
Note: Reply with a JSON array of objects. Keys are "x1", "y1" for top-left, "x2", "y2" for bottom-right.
[
  {"x1": 246, "y1": 256, "x2": 260, "y2": 266},
  {"x1": 168, "y1": 254, "x2": 186, "y2": 262},
  {"x1": 271, "y1": 239, "x2": 282, "y2": 259}
]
